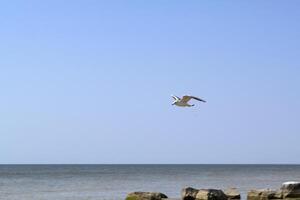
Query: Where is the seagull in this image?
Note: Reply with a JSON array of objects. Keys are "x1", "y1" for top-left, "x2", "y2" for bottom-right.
[{"x1": 171, "y1": 95, "x2": 206, "y2": 107}]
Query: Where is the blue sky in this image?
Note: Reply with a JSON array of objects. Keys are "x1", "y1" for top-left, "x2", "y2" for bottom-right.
[{"x1": 1, "y1": 1, "x2": 300, "y2": 164}]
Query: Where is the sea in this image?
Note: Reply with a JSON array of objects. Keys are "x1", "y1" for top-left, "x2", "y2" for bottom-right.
[{"x1": 0, "y1": 165, "x2": 300, "y2": 200}]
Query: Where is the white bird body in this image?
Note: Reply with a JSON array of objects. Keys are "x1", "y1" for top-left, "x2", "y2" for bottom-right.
[{"x1": 171, "y1": 95, "x2": 206, "y2": 107}]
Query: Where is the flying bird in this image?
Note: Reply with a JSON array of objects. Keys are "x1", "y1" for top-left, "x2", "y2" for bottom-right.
[{"x1": 171, "y1": 95, "x2": 206, "y2": 107}]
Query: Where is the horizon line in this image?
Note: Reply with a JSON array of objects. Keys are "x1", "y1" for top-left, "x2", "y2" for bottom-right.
[{"x1": 1, "y1": 163, "x2": 300, "y2": 165}]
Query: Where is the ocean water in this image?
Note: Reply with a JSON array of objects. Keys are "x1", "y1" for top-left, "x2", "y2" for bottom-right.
[{"x1": 0, "y1": 165, "x2": 300, "y2": 200}]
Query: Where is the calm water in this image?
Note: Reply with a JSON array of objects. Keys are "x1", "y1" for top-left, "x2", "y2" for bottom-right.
[{"x1": 0, "y1": 165, "x2": 300, "y2": 200}]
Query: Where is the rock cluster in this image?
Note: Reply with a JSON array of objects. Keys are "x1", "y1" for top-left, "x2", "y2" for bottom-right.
[
  {"x1": 125, "y1": 181, "x2": 300, "y2": 200},
  {"x1": 247, "y1": 182, "x2": 300, "y2": 200},
  {"x1": 247, "y1": 189, "x2": 282, "y2": 200},
  {"x1": 125, "y1": 187, "x2": 239, "y2": 200}
]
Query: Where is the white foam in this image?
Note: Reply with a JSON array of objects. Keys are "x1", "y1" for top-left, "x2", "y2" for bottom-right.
[{"x1": 282, "y1": 181, "x2": 300, "y2": 185}]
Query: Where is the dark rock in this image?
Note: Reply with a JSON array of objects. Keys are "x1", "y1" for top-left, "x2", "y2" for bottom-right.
[
  {"x1": 280, "y1": 182, "x2": 300, "y2": 198},
  {"x1": 126, "y1": 192, "x2": 168, "y2": 200},
  {"x1": 182, "y1": 187, "x2": 200, "y2": 200}
]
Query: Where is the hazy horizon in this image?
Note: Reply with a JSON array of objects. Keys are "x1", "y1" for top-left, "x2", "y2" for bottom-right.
[{"x1": 1, "y1": 1, "x2": 300, "y2": 164}]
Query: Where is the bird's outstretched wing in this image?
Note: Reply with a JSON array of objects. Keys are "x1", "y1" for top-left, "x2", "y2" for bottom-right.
[
  {"x1": 171, "y1": 95, "x2": 180, "y2": 101},
  {"x1": 191, "y1": 96, "x2": 206, "y2": 103},
  {"x1": 182, "y1": 95, "x2": 206, "y2": 103}
]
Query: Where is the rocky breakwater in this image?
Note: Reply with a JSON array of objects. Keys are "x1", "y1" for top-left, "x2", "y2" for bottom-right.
[
  {"x1": 125, "y1": 182, "x2": 300, "y2": 200},
  {"x1": 125, "y1": 187, "x2": 240, "y2": 200},
  {"x1": 247, "y1": 181, "x2": 300, "y2": 200}
]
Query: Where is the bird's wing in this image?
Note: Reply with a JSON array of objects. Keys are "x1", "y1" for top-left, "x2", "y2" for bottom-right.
[
  {"x1": 171, "y1": 95, "x2": 180, "y2": 101},
  {"x1": 181, "y1": 96, "x2": 193, "y2": 103},
  {"x1": 191, "y1": 96, "x2": 206, "y2": 103}
]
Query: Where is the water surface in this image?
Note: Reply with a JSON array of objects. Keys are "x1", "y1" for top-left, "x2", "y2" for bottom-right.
[{"x1": 0, "y1": 165, "x2": 300, "y2": 200}]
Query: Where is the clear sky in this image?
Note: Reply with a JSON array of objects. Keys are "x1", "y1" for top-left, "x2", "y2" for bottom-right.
[{"x1": 1, "y1": 1, "x2": 300, "y2": 164}]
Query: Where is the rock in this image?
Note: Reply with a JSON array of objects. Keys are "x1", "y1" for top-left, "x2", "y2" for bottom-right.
[
  {"x1": 280, "y1": 182, "x2": 300, "y2": 198},
  {"x1": 182, "y1": 187, "x2": 200, "y2": 200},
  {"x1": 165, "y1": 199, "x2": 181, "y2": 200},
  {"x1": 181, "y1": 187, "x2": 227, "y2": 200},
  {"x1": 273, "y1": 190, "x2": 282, "y2": 199},
  {"x1": 224, "y1": 188, "x2": 241, "y2": 199},
  {"x1": 126, "y1": 192, "x2": 168, "y2": 200},
  {"x1": 195, "y1": 189, "x2": 228, "y2": 200},
  {"x1": 247, "y1": 189, "x2": 281, "y2": 200},
  {"x1": 273, "y1": 190, "x2": 283, "y2": 199}
]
